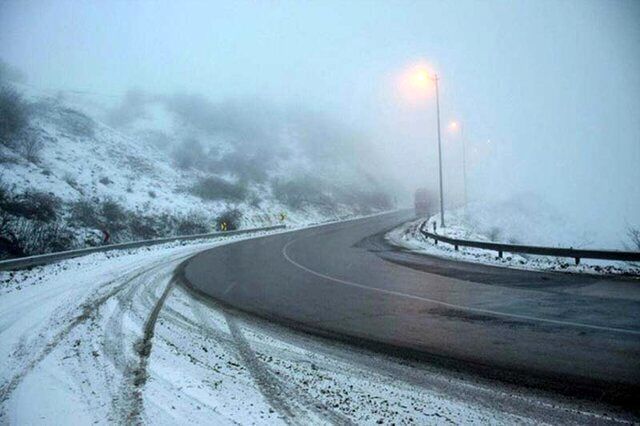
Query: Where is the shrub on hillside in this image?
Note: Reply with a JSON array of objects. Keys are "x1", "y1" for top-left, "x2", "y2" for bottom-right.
[
  {"x1": 101, "y1": 199, "x2": 128, "y2": 234},
  {"x1": 0, "y1": 86, "x2": 29, "y2": 147},
  {"x1": 101, "y1": 199, "x2": 126, "y2": 223},
  {"x1": 0, "y1": 87, "x2": 44, "y2": 163},
  {"x1": 0, "y1": 216, "x2": 73, "y2": 258},
  {"x1": 215, "y1": 152, "x2": 269, "y2": 183},
  {"x1": 173, "y1": 138, "x2": 206, "y2": 170},
  {"x1": 190, "y1": 177, "x2": 247, "y2": 202},
  {"x1": 127, "y1": 214, "x2": 160, "y2": 240},
  {"x1": 72, "y1": 199, "x2": 160, "y2": 241},
  {"x1": 628, "y1": 227, "x2": 640, "y2": 251},
  {"x1": 177, "y1": 212, "x2": 210, "y2": 235},
  {"x1": 0, "y1": 60, "x2": 26, "y2": 84},
  {"x1": 72, "y1": 198, "x2": 128, "y2": 239},
  {"x1": 272, "y1": 178, "x2": 331, "y2": 210},
  {"x1": 70, "y1": 200, "x2": 101, "y2": 228},
  {"x1": 0, "y1": 210, "x2": 21, "y2": 257},
  {"x1": 0, "y1": 181, "x2": 9, "y2": 204},
  {"x1": 20, "y1": 132, "x2": 44, "y2": 163},
  {"x1": 0, "y1": 191, "x2": 60, "y2": 223},
  {"x1": 215, "y1": 209, "x2": 242, "y2": 231}
]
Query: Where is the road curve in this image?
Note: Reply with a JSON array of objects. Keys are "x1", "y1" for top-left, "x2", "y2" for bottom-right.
[{"x1": 183, "y1": 211, "x2": 640, "y2": 406}]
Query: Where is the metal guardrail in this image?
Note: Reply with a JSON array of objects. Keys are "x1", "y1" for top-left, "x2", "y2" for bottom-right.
[
  {"x1": 419, "y1": 222, "x2": 640, "y2": 265},
  {"x1": 0, "y1": 224, "x2": 286, "y2": 271}
]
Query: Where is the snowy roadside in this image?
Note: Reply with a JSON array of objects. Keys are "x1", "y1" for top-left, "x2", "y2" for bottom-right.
[
  {"x1": 386, "y1": 216, "x2": 640, "y2": 276},
  {"x1": 1, "y1": 218, "x2": 635, "y2": 424},
  {"x1": 0, "y1": 228, "x2": 278, "y2": 297}
]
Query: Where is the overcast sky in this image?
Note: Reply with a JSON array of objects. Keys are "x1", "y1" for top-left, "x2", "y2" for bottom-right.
[{"x1": 1, "y1": 0, "x2": 639, "y2": 243}]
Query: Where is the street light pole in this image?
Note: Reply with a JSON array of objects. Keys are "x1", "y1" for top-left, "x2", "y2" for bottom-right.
[
  {"x1": 434, "y1": 74, "x2": 445, "y2": 227},
  {"x1": 460, "y1": 123, "x2": 467, "y2": 208}
]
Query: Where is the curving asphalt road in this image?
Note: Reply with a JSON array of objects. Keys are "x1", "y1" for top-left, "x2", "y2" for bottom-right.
[{"x1": 183, "y1": 211, "x2": 640, "y2": 407}]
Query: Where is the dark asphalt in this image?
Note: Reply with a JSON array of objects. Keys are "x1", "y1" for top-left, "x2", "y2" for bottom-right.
[{"x1": 183, "y1": 211, "x2": 640, "y2": 406}]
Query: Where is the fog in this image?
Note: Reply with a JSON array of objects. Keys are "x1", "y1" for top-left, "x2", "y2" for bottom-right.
[{"x1": 1, "y1": 0, "x2": 639, "y2": 247}]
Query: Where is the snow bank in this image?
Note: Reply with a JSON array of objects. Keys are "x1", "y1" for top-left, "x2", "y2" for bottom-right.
[{"x1": 387, "y1": 212, "x2": 640, "y2": 276}]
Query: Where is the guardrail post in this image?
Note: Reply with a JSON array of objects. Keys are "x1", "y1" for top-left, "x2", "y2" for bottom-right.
[
  {"x1": 498, "y1": 250, "x2": 503, "y2": 259},
  {"x1": 455, "y1": 244, "x2": 459, "y2": 251},
  {"x1": 575, "y1": 257, "x2": 580, "y2": 265}
]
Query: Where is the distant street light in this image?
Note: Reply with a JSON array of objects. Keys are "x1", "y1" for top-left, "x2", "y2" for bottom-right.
[{"x1": 449, "y1": 121, "x2": 467, "y2": 208}]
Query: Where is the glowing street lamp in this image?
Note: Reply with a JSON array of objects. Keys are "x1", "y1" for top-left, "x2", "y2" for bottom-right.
[
  {"x1": 449, "y1": 120, "x2": 467, "y2": 207},
  {"x1": 414, "y1": 69, "x2": 445, "y2": 227}
]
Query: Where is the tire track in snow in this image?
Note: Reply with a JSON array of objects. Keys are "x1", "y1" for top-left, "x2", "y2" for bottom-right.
[
  {"x1": 102, "y1": 262, "x2": 176, "y2": 423},
  {"x1": 223, "y1": 312, "x2": 300, "y2": 423},
  {"x1": 0, "y1": 252, "x2": 196, "y2": 421},
  {"x1": 91, "y1": 251, "x2": 201, "y2": 423},
  {"x1": 0, "y1": 269, "x2": 145, "y2": 413},
  {"x1": 185, "y1": 287, "x2": 301, "y2": 423},
  {"x1": 127, "y1": 274, "x2": 177, "y2": 422},
  {"x1": 182, "y1": 277, "x2": 352, "y2": 425}
]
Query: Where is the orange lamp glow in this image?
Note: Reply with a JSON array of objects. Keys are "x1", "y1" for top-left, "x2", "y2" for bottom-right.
[{"x1": 396, "y1": 62, "x2": 436, "y2": 105}]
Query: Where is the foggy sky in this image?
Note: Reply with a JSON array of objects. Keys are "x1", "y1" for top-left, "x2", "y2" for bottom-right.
[{"x1": 1, "y1": 0, "x2": 639, "y2": 243}]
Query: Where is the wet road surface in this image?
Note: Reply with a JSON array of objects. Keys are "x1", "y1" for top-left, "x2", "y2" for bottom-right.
[{"x1": 184, "y1": 211, "x2": 640, "y2": 407}]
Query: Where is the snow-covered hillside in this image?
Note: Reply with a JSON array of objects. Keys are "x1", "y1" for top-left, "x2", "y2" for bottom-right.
[{"x1": 0, "y1": 83, "x2": 392, "y2": 257}]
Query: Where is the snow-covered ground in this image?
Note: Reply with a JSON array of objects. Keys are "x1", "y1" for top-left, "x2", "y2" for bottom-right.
[
  {"x1": 387, "y1": 209, "x2": 640, "y2": 275},
  {"x1": 1, "y1": 226, "x2": 635, "y2": 424}
]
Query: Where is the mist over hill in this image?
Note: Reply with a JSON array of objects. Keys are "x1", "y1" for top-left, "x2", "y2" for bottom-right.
[{"x1": 0, "y1": 77, "x2": 393, "y2": 258}]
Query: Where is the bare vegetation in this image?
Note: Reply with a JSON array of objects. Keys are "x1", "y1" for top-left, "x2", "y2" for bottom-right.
[
  {"x1": 70, "y1": 200, "x2": 101, "y2": 229},
  {"x1": 190, "y1": 176, "x2": 247, "y2": 202},
  {"x1": 177, "y1": 212, "x2": 210, "y2": 235},
  {"x1": 215, "y1": 208, "x2": 242, "y2": 231},
  {"x1": 0, "y1": 210, "x2": 21, "y2": 257},
  {"x1": 0, "y1": 60, "x2": 26, "y2": 84},
  {"x1": 70, "y1": 198, "x2": 214, "y2": 242},
  {"x1": 0, "y1": 187, "x2": 73, "y2": 257},
  {"x1": 127, "y1": 215, "x2": 160, "y2": 240},
  {"x1": 273, "y1": 178, "x2": 332, "y2": 210},
  {"x1": 20, "y1": 132, "x2": 44, "y2": 162},
  {"x1": 0, "y1": 86, "x2": 30, "y2": 147},
  {"x1": 627, "y1": 227, "x2": 640, "y2": 251},
  {"x1": 11, "y1": 218, "x2": 74, "y2": 256},
  {"x1": 173, "y1": 138, "x2": 206, "y2": 170},
  {"x1": 0, "y1": 190, "x2": 60, "y2": 223},
  {"x1": 100, "y1": 199, "x2": 128, "y2": 234}
]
